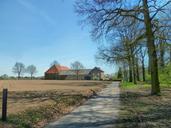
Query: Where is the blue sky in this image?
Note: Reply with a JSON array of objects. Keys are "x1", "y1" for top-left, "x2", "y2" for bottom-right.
[{"x1": 0, "y1": 0, "x2": 116, "y2": 76}]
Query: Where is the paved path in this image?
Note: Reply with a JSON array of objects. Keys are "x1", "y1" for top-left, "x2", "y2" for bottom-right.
[{"x1": 45, "y1": 82, "x2": 120, "y2": 128}]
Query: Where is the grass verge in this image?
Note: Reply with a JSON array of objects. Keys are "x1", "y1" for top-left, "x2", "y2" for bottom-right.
[{"x1": 115, "y1": 83, "x2": 171, "y2": 128}]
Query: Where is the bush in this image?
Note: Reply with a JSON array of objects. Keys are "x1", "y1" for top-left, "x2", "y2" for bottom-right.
[{"x1": 159, "y1": 64, "x2": 171, "y2": 85}]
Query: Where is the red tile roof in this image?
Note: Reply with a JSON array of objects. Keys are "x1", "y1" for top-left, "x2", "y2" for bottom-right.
[{"x1": 45, "y1": 65, "x2": 70, "y2": 74}]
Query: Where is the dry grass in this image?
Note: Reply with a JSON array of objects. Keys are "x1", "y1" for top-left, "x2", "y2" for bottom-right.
[{"x1": 115, "y1": 85, "x2": 171, "y2": 128}]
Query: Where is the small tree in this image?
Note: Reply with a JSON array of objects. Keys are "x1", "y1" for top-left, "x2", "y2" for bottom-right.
[
  {"x1": 71, "y1": 61, "x2": 84, "y2": 80},
  {"x1": 27, "y1": 65, "x2": 37, "y2": 79},
  {"x1": 0, "y1": 74, "x2": 8, "y2": 80},
  {"x1": 12, "y1": 62, "x2": 25, "y2": 79},
  {"x1": 117, "y1": 67, "x2": 123, "y2": 79}
]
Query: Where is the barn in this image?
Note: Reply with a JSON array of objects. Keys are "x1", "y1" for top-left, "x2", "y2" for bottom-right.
[{"x1": 44, "y1": 65, "x2": 104, "y2": 80}]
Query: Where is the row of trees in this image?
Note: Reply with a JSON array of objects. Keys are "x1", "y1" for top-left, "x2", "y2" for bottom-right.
[
  {"x1": 12, "y1": 60, "x2": 85, "y2": 80},
  {"x1": 75, "y1": 0, "x2": 171, "y2": 95},
  {"x1": 12, "y1": 62, "x2": 37, "y2": 79}
]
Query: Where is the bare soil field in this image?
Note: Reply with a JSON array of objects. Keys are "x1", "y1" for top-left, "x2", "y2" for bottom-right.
[
  {"x1": 0, "y1": 80, "x2": 110, "y2": 114},
  {"x1": 0, "y1": 80, "x2": 108, "y2": 92},
  {"x1": 0, "y1": 80, "x2": 111, "y2": 128}
]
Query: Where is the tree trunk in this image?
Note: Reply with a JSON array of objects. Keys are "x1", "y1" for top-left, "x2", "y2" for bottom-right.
[
  {"x1": 170, "y1": 47, "x2": 171, "y2": 63},
  {"x1": 123, "y1": 63, "x2": 128, "y2": 81},
  {"x1": 159, "y1": 42, "x2": 165, "y2": 67},
  {"x1": 136, "y1": 58, "x2": 140, "y2": 81},
  {"x1": 124, "y1": 70, "x2": 128, "y2": 81},
  {"x1": 143, "y1": 0, "x2": 160, "y2": 95},
  {"x1": 131, "y1": 48, "x2": 137, "y2": 84},
  {"x1": 148, "y1": 54, "x2": 151, "y2": 74},
  {"x1": 132, "y1": 58, "x2": 137, "y2": 84},
  {"x1": 128, "y1": 58, "x2": 133, "y2": 82},
  {"x1": 18, "y1": 73, "x2": 20, "y2": 80},
  {"x1": 142, "y1": 60, "x2": 146, "y2": 82}
]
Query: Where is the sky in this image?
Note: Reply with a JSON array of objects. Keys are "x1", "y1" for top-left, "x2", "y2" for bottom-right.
[{"x1": 0, "y1": 0, "x2": 117, "y2": 77}]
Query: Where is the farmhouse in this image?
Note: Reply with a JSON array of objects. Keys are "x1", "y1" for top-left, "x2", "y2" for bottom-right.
[{"x1": 45, "y1": 65, "x2": 104, "y2": 80}]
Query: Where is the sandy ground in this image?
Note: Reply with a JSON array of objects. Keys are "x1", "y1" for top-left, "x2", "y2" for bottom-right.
[{"x1": 0, "y1": 80, "x2": 111, "y2": 114}]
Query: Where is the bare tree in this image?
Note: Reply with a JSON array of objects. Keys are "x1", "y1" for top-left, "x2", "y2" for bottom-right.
[
  {"x1": 50, "y1": 60, "x2": 60, "y2": 67},
  {"x1": 139, "y1": 46, "x2": 147, "y2": 82},
  {"x1": 75, "y1": 0, "x2": 171, "y2": 95},
  {"x1": 27, "y1": 65, "x2": 37, "y2": 79},
  {"x1": 12, "y1": 62, "x2": 25, "y2": 79},
  {"x1": 71, "y1": 61, "x2": 84, "y2": 80},
  {"x1": 96, "y1": 20, "x2": 142, "y2": 84}
]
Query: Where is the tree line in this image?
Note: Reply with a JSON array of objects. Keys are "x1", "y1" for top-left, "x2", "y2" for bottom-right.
[
  {"x1": 12, "y1": 60, "x2": 85, "y2": 80},
  {"x1": 12, "y1": 62, "x2": 37, "y2": 79},
  {"x1": 75, "y1": 0, "x2": 171, "y2": 95}
]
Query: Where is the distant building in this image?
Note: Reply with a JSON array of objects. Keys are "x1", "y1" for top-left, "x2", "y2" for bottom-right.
[{"x1": 44, "y1": 65, "x2": 104, "y2": 80}]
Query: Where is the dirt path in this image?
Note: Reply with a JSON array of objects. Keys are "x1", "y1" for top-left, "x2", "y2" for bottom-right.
[{"x1": 45, "y1": 82, "x2": 120, "y2": 128}]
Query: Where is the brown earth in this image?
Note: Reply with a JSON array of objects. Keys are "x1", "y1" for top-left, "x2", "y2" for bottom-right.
[
  {"x1": 0, "y1": 80, "x2": 108, "y2": 92},
  {"x1": 0, "y1": 80, "x2": 111, "y2": 114}
]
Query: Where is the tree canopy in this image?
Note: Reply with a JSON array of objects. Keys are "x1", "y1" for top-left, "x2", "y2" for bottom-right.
[{"x1": 75, "y1": 0, "x2": 171, "y2": 95}]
